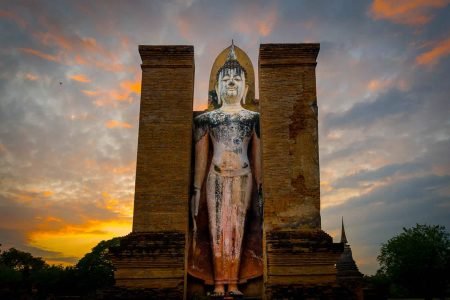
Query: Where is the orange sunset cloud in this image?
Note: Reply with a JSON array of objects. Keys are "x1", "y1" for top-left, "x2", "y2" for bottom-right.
[
  {"x1": 19, "y1": 47, "x2": 60, "y2": 63},
  {"x1": 20, "y1": 29, "x2": 131, "y2": 73},
  {"x1": 105, "y1": 120, "x2": 132, "y2": 129},
  {"x1": 416, "y1": 38, "x2": 450, "y2": 66},
  {"x1": 231, "y1": 4, "x2": 278, "y2": 37},
  {"x1": 0, "y1": 10, "x2": 27, "y2": 29},
  {"x1": 369, "y1": 0, "x2": 449, "y2": 25},
  {"x1": 28, "y1": 219, "x2": 131, "y2": 265},
  {"x1": 24, "y1": 73, "x2": 39, "y2": 81},
  {"x1": 69, "y1": 74, "x2": 91, "y2": 83},
  {"x1": 81, "y1": 90, "x2": 100, "y2": 97},
  {"x1": 90, "y1": 77, "x2": 141, "y2": 106},
  {"x1": 120, "y1": 78, "x2": 141, "y2": 94}
]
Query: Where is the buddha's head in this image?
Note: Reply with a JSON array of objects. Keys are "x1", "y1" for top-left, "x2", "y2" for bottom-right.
[{"x1": 216, "y1": 44, "x2": 248, "y2": 106}]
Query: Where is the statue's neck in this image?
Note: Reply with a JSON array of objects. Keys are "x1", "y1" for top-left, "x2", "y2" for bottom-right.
[{"x1": 220, "y1": 101, "x2": 243, "y2": 113}]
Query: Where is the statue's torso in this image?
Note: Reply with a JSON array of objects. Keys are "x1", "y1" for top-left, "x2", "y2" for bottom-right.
[{"x1": 195, "y1": 109, "x2": 259, "y2": 174}]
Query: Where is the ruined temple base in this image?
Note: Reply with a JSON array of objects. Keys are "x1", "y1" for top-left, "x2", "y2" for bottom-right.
[
  {"x1": 265, "y1": 229, "x2": 358, "y2": 299},
  {"x1": 107, "y1": 232, "x2": 186, "y2": 299}
]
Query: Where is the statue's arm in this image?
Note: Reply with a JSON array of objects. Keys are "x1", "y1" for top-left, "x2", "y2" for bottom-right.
[
  {"x1": 251, "y1": 131, "x2": 262, "y2": 188},
  {"x1": 252, "y1": 116, "x2": 263, "y2": 215},
  {"x1": 193, "y1": 131, "x2": 209, "y2": 192},
  {"x1": 192, "y1": 118, "x2": 209, "y2": 223}
]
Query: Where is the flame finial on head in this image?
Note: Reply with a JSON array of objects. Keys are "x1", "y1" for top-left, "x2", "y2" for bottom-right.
[{"x1": 227, "y1": 39, "x2": 237, "y2": 61}]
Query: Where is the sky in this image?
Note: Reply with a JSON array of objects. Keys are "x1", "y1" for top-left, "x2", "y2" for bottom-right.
[{"x1": 0, "y1": 0, "x2": 449, "y2": 275}]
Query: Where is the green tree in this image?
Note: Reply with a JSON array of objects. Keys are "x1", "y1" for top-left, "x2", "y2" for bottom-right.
[
  {"x1": 0, "y1": 247, "x2": 47, "y2": 271},
  {"x1": 0, "y1": 237, "x2": 122, "y2": 298},
  {"x1": 75, "y1": 237, "x2": 122, "y2": 292},
  {"x1": 377, "y1": 224, "x2": 450, "y2": 299}
]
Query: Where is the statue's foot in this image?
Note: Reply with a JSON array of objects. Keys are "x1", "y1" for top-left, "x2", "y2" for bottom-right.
[
  {"x1": 211, "y1": 284, "x2": 225, "y2": 297},
  {"x1": 228, "y1": 285, "x2": 243, "y2": 296}
]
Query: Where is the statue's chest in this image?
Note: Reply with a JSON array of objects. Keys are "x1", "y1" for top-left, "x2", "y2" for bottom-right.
[{"x1": 209, "y1": 114, "x2": 254, "y2": 145}]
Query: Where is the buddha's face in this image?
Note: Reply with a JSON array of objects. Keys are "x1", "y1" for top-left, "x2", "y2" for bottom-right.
[{"x1": 217, "y1": 68, "x2": 247, "y2": 105}]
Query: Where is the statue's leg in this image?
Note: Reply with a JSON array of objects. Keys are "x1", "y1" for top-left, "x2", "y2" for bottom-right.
[
  {"x1": 206, "y1": 170, "x2": 226, "y2": 295},
  {"x1": 228, "y1": 173, "x2": 252, "y2": 294}
]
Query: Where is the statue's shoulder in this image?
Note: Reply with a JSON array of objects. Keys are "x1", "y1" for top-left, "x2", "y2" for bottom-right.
[
  {"x1": 239, "y1": 109, "x2": 259, "y2": 122},
  {"x1": 194, "y1": 111, "x2": 213, "y2": 124}
]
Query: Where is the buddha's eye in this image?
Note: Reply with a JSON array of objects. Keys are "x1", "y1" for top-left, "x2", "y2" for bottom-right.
[
  {"x1": 234, "y1": 76, "x2": 242, "y2": 81},
  {"x1": 222, "y1": 76, "x2": 230, "y2": 81}
]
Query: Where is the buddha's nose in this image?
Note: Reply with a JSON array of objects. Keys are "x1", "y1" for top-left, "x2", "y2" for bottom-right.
[{"x1": 228, "y1": 81, "x2": 235, "y2": 86}]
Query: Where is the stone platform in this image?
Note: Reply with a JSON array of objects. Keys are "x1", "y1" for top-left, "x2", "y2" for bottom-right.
[{"x1": 109, "y1": 232, "x2": 185, "y2": 296}]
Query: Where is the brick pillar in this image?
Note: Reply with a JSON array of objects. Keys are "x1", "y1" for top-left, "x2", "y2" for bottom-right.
[
  {"x1": 259, "y1": 43, "x2": 321, "y2": 231},
  {"x1": 259, "y1": 44, "x2": 342, "y2": 298},
  {"x1": 109, "y1": 46, "x2": 194, "y2": 297},
  {"x1": 133, "y1": 45, "x2": 194, "y2": 232}
]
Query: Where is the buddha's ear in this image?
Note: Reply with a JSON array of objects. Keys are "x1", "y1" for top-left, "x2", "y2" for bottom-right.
[
  {"x1": 215, "y1": 82, "x2": 221, "y2": 105},
  {"x1": 243, "y1": 84, "x2": 249, "y2": 105}
]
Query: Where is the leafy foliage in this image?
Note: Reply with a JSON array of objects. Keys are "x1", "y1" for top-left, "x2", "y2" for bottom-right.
[
  {"x1": 377, "y1": 224, "x2": 450, "y2": 298},
  {"x1": 75, "y1": 237, "x2": 121, "y2": 291},
  {"x1": 0, "y1": 247, "x2": 46, "y2": 271},
  {"x1": 0, "y1": 237, "x2": 122, "y2": 299}
]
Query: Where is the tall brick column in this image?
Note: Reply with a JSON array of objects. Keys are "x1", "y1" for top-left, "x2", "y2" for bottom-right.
[
  {"x1": 259, "y1": 44, "x2": 342, "y2": 298},
  {"x1": 109, "y1": 46, "x2": 194, "y2": 298}
]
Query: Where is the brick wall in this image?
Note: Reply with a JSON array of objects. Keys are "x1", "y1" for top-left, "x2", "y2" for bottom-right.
[
  {"x1": 259, "y1": 43, "x2": 321, "y2": 231},
  {"x1": 132, "y1": 45, "x2": 194, "y2": 233}
]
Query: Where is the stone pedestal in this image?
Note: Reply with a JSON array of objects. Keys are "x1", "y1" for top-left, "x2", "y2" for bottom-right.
[
  {"x1": 109, "y1": 45, "x2": 194, "y2": 298},
  {"x1": 259, "y1": 44, "x2": 344, "y2": 298}
]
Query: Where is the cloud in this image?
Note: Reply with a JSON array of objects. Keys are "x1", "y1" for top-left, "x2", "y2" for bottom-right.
[
  {"x1": 324, "y1": 88, "x2": 421, "y2": 131},
  {"x1": 416, "y1": 38, "x2": 450, "y2": 66},
  {"x1": 88, "y1": 76, "x2": 141, "y2": 106},
  {"x1": 19, "y1": 47, "x2": 61, "y2": 63},
  {"x1": 1, "y1": 0, "x2": 449, "y2": 275},
  {"x1": 105, "y1": 120, "x2": 132, "y2": 129},
  {"x1": 330, "y1": 161, "x2": 423, "y2": 189},
  {"x1": 28, "y1": 219, "x2": 131, "y2": 260},
  {"x1": 369, "y1": 0, "x2": 450, "y2": 25},
  {"x1": 120, "y1": 78, "x2": 141, "y2": 95},
  {"x1": 81, "y1": 90, "x2": 100, "y2": 96},
  {"x1": 24, "y1": 73, "x2": 39, "y2": 81},
  {"x1": 0, "y1": 184, "x2": 132, "y2": 265},
  {"x1": 323, "y1": 174, "x2": 450, "y2": 274},
  {"x1": 230, "y1": 3, "x2": 279, "y2": 37},
  {"x1": 0, "y1": 10, "x2": 27, "y2": 29},
  {"x1": 69, "y1": 74, "x2": 91, "y2": 83}
]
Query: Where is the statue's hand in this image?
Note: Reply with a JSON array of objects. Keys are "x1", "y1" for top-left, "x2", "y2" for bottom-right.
[
  {"x1": 191, "y1": 188, "x2": 200, "y2": 233},
  {"x1": 192, "y1": 188, "x2": 200, "y2": 217},
  {"x1": 258, "y1": 184, "x2": 263, "y2": 217}
]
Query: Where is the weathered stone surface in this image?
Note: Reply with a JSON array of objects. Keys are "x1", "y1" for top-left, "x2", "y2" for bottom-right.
[
  {"x1": 110, "y1": 43, "x2": 358, "y2": 299},
  {"x1": 265, "y1": 230, "x2": 343, "y2": 287},
  {"x1": 109, "y1": 232, "x2": 185, "y2": 292},
  {"x1": 109, "y1": 46, "x2": 193, "y2": 297},
  {"x1": 259, "y1": 43, "x2": 321, "y2": 231},
  {"x1": 259, "y1": 44, "x2": 345, "y2": 298},
  {"x1": 133, "y1": 45, "x2": 194, "y2": 233}
]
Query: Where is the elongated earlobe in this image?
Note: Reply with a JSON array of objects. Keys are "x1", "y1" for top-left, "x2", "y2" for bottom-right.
[
  {"x1": 215, "y1": 83, "x2": 221, "y2": 105},
  {"x1": 243, "y1": 84, "x2": 249, "y2": 105}
]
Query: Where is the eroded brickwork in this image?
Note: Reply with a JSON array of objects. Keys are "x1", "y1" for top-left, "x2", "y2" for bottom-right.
[
  {"x1": 110, "y1": 46, "x2": 194, "y2": 295},
  {"x1": 133, "y1": 45, "x2": 194, "y2": 232},
  {"x1": 259, "y1": 44, "x2": 321, "y2": 231},
  {"x1": 259, "y1": 44, "x2": 344, "y2": 298}
]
